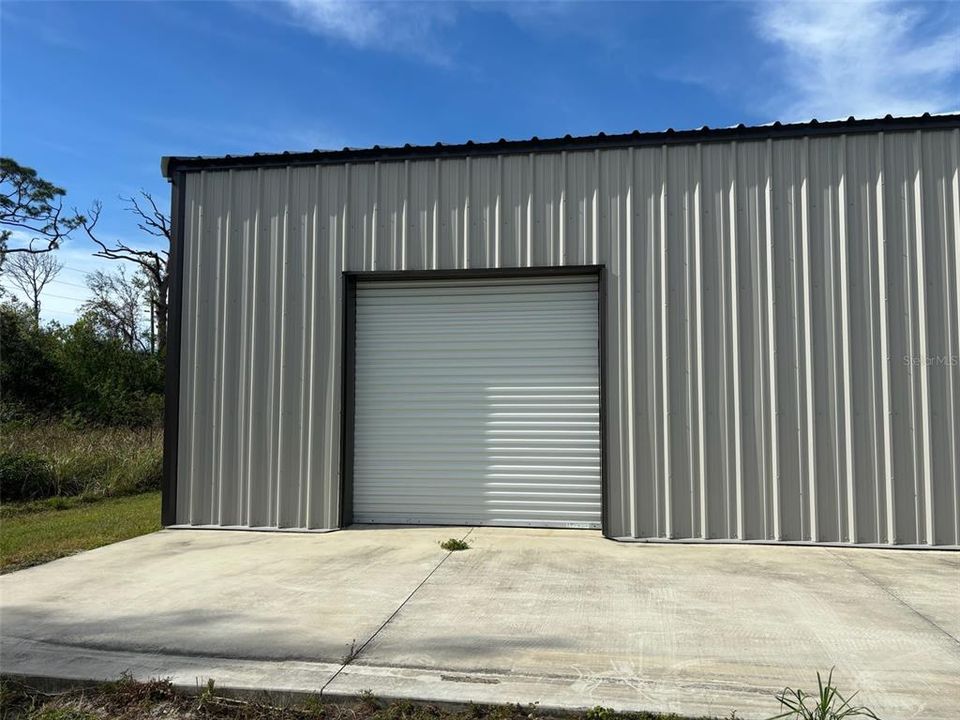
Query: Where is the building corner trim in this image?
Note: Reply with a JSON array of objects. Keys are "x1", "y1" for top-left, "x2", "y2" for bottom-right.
[{"x1": 161, "y1": 172, "x2": 186, "y2": 527}]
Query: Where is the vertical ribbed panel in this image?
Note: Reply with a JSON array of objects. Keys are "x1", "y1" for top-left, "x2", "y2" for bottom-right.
[{"x1": 177, "y1": 128, "x2": 960, "y2": 545}]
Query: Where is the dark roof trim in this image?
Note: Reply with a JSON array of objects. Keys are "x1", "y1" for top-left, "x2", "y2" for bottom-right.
[{"x1": 162, "y1": 112, "x2": 960, "y2": 178}]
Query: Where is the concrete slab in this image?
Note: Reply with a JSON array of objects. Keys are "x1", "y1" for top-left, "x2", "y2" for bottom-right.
[
  {"x1": 1, "y1": 527, "x2": 957, "y2": 719},
  {"x1": 822, "y1": 546, "x2": 960, "y2": 639},
  {"x1": 354, "y1": 527, "x2": 960, "y2": 718},
  {"x1": 0, "y1": 526, "x2": 465, "y2": 663}
]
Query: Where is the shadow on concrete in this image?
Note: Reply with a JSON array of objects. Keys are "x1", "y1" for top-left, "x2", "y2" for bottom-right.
[{"x1": 1, "y1": 604, "x2": 346, "y2": 664}]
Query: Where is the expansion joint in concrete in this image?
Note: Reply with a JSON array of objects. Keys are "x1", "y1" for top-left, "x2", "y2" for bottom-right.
[
  {"x1": 319, "y1": 527, "x2": 476, "y2": 697},
  {"x1": 824, "y1": 548, "x2": 960, "y2": 647}
]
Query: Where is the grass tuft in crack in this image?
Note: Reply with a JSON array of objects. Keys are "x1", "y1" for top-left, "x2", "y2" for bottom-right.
[{"x1": 439, "y1": 538, "x2": 470, "y2": 551}]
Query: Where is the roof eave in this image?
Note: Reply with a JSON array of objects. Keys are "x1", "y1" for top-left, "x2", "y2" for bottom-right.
[{"x1": 161, "y1": 112, "x2": 960, "y2": 179}]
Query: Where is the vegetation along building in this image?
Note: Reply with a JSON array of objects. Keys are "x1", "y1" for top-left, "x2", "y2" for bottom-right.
[{"x1": 161, "y1": 113, "x2": 960, "y2": 547}]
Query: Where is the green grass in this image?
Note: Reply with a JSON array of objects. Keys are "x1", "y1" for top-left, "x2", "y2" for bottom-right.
[
  {"x1": 0, "y1": 491, "x2": 161, "y2": 573},
  {"x1": 0, "y1": 420, "x2": 164, "y2": 572},
  {"x1": 0, "y1": 494, "x2": 105, "y2": 520}
]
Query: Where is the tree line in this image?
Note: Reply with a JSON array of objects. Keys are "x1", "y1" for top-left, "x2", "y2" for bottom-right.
[{"x1": 0, "y1": 157, "x2": 170, "y2": 426}]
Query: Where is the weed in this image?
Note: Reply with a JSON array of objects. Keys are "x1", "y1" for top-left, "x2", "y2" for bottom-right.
[
  {"x1": 99, "y1": 674, "x2": 177, "y2": 708},
  {"x1": 358, "y1": 689, "x2": 379, "y2": 710},
  {"x1": 585, "y1": 708, "x2": 616, "y2": 720},
  {"x1": 342, "y1": 638, "x2": 359, "y2": 664},
  {"x1": 486, "y1": 703, "x2": 540, "y2": 720},
  {"x1": 1, "y1": 675, "x2": 723, "y2": 720},
  {"x1": 376, "y1": 696, "x2": 423, "y2": 717},
  {"x1": 98, "y1": 669, "x2": 136, "y2": 693},
  {"x1": 196, "y1": 678, "x2": 217, "y2": 711},
  {"x1": 29, "y1": 708, "x2": 99, "y2": 720},
  {"x1": 768, "y1": 669, "x2": 880, "y2": 720},
  {"x1": 300, "y1": 695, "x2": 327, "y2": 717},
  {"x1": 439, "y1": 538, "x2": 470, "y2": 551},
  {"x1": 0, "y1": 678, "x2": 36, "y2": 716}
]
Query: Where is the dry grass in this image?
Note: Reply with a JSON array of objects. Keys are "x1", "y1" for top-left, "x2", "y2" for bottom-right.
[
  {"x1": 0, "y1": 422, "x2": 162, "y2": 501},
  {"x1": 0, "y1": 677, "x2": 706, "y2": 720}
]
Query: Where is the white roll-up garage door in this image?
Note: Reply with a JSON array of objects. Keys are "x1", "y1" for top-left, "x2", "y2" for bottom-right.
[{"x1": 352, "y1": 276, "x2": 601, "y2": 528}]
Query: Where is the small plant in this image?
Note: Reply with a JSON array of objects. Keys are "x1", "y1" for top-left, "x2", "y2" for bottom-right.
[
  {"x1": 196, "y1": 678, "x2": 217, "y2": 710},
  {"x1": 29, "y1": 708, "x2": 99, "y2": 720},
  {"x1": 300, "y1": 694, "x2": 326, "y2": 717},
  {"x1": 358, "y1": 689, "x2": 379, "y2": 709},
  {"x1": 769, "y1": 669, "x2": 880, "y2": 720},
  {"x1": 0, "y1": 678, "x2": 35, "y2": 716},
  {"x1": 341, "y1": 638, "x2": 358, "y2": 664},
  {"x1": 585, "y1": 706, "x2": 616, "y2": 720},
  {"x1": 439, "y1": 537, "x2": 470, "y2": 551}
]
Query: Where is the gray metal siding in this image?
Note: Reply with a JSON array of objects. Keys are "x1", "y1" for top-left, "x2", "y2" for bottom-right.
[{"x1": 176, "y1": 128, "x2": 960, "y2": 545}]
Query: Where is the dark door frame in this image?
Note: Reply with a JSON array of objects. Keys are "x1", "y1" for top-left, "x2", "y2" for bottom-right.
[{"x1": 338, "y1": 264, "x2": 609, "y2": 535}]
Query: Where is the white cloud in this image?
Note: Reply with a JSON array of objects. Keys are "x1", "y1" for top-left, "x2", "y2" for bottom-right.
[
  {"x1": 270, "y1": 1, "x2": 612, "y2": 67},
  {"x1": 278, "y1": 0, "x2": 457, "y2": 63},
  {"x1": 754, "y1": 0, "x2": 960, "y2": 121}
]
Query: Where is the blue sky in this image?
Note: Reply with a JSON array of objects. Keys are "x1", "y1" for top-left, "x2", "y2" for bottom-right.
[{"x1": 2, "y1": 0, "x2": 958, "y2": 323}]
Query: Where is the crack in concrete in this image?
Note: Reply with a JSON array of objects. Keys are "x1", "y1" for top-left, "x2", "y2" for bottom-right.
[
  {"x1": 319, "y1": 527, "x2": 476, "y2": 697},
  {"x1": 824, "y1": 548, "x2": 960, "y2": 647}
]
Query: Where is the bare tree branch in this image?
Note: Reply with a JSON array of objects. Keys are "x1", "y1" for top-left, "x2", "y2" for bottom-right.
[
  {"x1": 3, "y1": 251, "x2": 63, "y2": 326},
  {"x1": 82, "y1": 266, "x2": 150, "y2": 352},
  {"x1": 80, "y1": 190, "x2": 172, "y2": 355},
  {"x1": 122, "y1": 191, "x2": 170, "y2": 245}
]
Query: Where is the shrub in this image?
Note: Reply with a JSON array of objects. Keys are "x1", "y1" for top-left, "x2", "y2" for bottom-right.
[
  {"x1": 0, "y1": 304, "x2": 164, "y2": 427},
  {"x1": 0, "y1": 451, "x2": 58, "y2": 501},
  {"x1": 54, "y1": 318, "x2": 164, "y2": 427},
  {"x1": 0, "y1": 304, "x2": 62, "y2": 412}
]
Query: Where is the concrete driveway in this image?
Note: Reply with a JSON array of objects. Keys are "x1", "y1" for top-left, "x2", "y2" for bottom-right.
[{"x1": 1, "y1": 527, "x2": 957, "y2": 719}]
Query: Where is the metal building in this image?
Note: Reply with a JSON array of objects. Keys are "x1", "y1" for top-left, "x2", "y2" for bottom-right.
[{"x1": 161, "y1": 114, "x2": 960, "y2": 547}]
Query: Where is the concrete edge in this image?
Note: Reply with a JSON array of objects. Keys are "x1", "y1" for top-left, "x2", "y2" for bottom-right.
[
  {"x1": 0, "y1": 637, "x2": 768, "y2": 719},
  {"x1": 0, "y1": 669, "x2": 753, "y2": 720},
  {"x1": 0, "y1": 673, "x2": 571, "y2": 717}
]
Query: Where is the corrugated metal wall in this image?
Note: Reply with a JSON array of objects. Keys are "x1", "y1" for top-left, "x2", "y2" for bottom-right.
[{"x1": 176, "y1": 127, "x2": 960, "y2": 545}]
